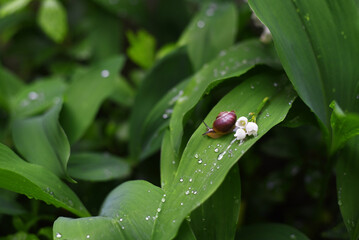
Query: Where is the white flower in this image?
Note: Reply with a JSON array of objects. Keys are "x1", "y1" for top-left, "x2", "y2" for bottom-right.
[
  {"x1": 234, "y1": 128, "x2": 246, "y2": 140},
  {"x1": 235, "y1": 116, "x2": 248, "y2": 129},
  {"x1": 246, "y1": 122, "x2": 258, "y2": 136}
]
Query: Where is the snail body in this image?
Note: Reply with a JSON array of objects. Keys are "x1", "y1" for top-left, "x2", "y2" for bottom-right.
[{"x1": 203, "y1": 111, "x2": 237, "y2": 138}]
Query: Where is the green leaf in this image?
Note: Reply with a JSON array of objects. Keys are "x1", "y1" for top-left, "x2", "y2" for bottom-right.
[
  {"x1": 141, "y1": 79, "x2": 190, "y2": 160},
  {"x1": 0, "y1": 0, "x2": 31, "y2": 18},
  {"x1": 179, "y1": 2, "x2": 238, "y2": 70},
  {"x1": 126, "y1": 30, "x2": 156, "y2": 69},
  {"x1": 37, "y1": 0, "x2": 68, "y2": 43},
  {"x1": 235, "y1": 223, "x2": 310, "y2": 240},
  {"x1": 170, "y1": 39, "x2": 280, "y2": 154},
  {"x1": 0, "y1": 189, "x2": 26, "y2": 215},
  {"x1": 336, "y1": 136, "x2": 359, "y2": 240},
  {"x1": 161, "y1": 129, "x2": 179, "y2": 190},
  {"x1": 90, "y1": 0, "x2": 147, "y2": 25},
  {"x1": 0, "y1": 143, "x2": 90, "y2": 217},
  {"x1": 11, "y1": 78, "x2": 67, "y2": 119},
  {"x1": 152, "y1": 73, "x2": 296, "y2": 239},
  {"x1": 109, "y1": 75, "x2": 135, "y2": 107},
  {"x1": 190, "y1": 165, "x2": 240, "y2": 240},
  {"x1": 330, "y1": 101, "x2": 359, "y2": 154},
  {"x1": 53, "y1": 180, "x2": 164, "y2": 239},
  {"x1": 0, "y1": 65, "x2": 24, "y2": 111},
  {"x1": 60, "y1": 56, "x2": 125, "y2": 143},
  {"x1": 249, "y1": 0, "x2": 359, "y2": 127},
  {"x1": 129, "y1": 47, "x2": 193, "y2": 162},
  {"x1": 68, "y1": 152, "x2": 130, "y2": 182},
  {"x1": 175, "y1": 221, "x2": 197, "y2": 240},
  {"x1": 12, "y1": 100, "x2": 72, "y2": 180}
]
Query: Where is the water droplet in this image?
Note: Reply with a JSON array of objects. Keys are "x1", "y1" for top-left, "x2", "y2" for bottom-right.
[
  {"x1": 172, "y1": 160, "x2": 176, "y2": 164},
  {"x1": 356, "y1": 95, "x2": 359, "y2": 99},
  {"x1": 180, "y1": 202, "x2": 184, "y2": 206},
  {"x1": 172, "y1": 219, "x2": 176, "y2": 223},
  {"x1": 121, "y1": 226, "x2": 125, "y2": 230},
  {"x1": 161, "y1": 198, "x2": 166, "y2": 203},
  {"x1": 338, "y1": 200, "x2": 342, "y2": 206},
  {"x1": 56, "y1": 233, "x2": 62, "y2": 238},
  {"x1": 101, "y1": 70, "x2": 110, "y2": 78},
  {"x1": 119, "y1": 218, "x2": 123, "y2": 222},
  {"x1": 219, "y1": 50, "x2": 227, "y2": 57},
  {"x1": 189, "y1": 178, "x2": 193, "y2": 182},
  {"x1": 157, "y1": 208, "x2": 161, "y2": 212},
  {"x1": 162, "y1": 114, "x2": 169, "y2": 119},
  {"x1": 250, "y1": 85, "x2": 255, "y2": 89},
  {"x1": 198, "y1": 159, "x2": 203, "y2": 164},
  {"x1": 210, "y1": 181, "x2": 213, "y2": 184},
  {"x1": 194, "y1": 154, "x2": 199, "y2": 159},
  {"x1": 290, "y1": 234, "x2": 296, "y2": 239},
  {"x1": 185, "y1": 190, "x2": 190, "y2": 195},
  {"x1": 193, "y1": 191, "x2": 198, "y2": 195},
  {"x1": 86, "y1": 235, "x2": 90, "y2": 239},
  {"x1": 218, "y1": 152, "x2": 225, "y2": 161},
  {"x1": 273, "y1": 82, "x2": 278, "y2": 87},
  {"x1": 145, "y1": 216, "x2": 150, "y2": 220},
  {"x1": 197, "y1": 20, "x2": 205, "y2": 28},
  {"x1": 214, "y1": 148, "x2": 219, "y2": 152},
  {"x1": 179, "y1": 178, "x2": 184, "y2": 182},
  {"x1": 28, "y1": 91, "x2": 39, "y2": 100}
]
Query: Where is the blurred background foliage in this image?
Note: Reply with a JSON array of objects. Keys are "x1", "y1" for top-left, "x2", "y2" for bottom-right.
[{"x1": 0, "y1": 0, "x2": 348, "y2": 239}]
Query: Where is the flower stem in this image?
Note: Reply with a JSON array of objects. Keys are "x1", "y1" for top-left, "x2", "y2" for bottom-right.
[{"x1": 249, "y1": 97, "x2": 269, "y2": 122}]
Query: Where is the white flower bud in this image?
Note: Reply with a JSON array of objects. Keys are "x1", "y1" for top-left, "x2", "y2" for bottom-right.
[
  {"x1": 235, "y1": 116, "x2": 248, "y2": 129},
  {"x1": 246, "y1": 122, "x2": 258, "y2": 136},
  {"x1": 234, "y1": 128, "x2": 246, "y2": 140}
]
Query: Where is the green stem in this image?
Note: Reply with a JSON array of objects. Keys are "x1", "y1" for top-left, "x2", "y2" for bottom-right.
[{"x1": 249, "y1": 97, "x2": 269, "y2": 122}]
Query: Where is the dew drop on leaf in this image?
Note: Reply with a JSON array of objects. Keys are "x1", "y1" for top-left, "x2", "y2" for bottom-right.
[
  {"x1": 101, "y1": 70, "x2": 110, "y2": 78},
  {"x1": 56, "y1": 233, "x2": 62, "y2": 238}
]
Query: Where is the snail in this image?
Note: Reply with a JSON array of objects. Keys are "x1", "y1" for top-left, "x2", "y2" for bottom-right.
[{"x1": 202, "y1": 111, "x2": 237, "y2": 138}]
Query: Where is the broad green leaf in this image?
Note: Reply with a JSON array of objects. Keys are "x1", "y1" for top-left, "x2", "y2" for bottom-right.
[
  {"x1": 129, "y1": 47, "x2": 193, "y2": 162},
  {"x1": 179, "y1": 2, "x2": 237, "y2": 70},
  {"x1": 141, "y1": 79, "x2": 190, "y2": 160},
  {"x1": 0, "y1": 189, "x2": 26, "y2": 215},
  {"x1": 330, "y1": 101, "x2": 359, "y2": 154},
  {"x1": 37, "y1": 0, "x2": 68, "y2": 43},
  {"x1": 110, "y1": 75, "x2": 135, "y2": 107},
  {"x1": 0, "y1": 143, "x2": 90, "y2": 217},
  {"x1": 170, "y1": 39, "x2": 280, "y2": 154},
  {"x1": 0, "y1": 65, "x2": 24, "y2": 111},
  {"x1": 90, "y1": 0, "x2": 147, "y2": 25},
  {"x1": 152, "y1": 73, "x2": 296, "y2": 240},
  {"x1": 336, "y1": 136, "x2": 359, "y2": 240},
  {"x1": 12, "y1": 100, "x2": 72, "y2": 180},
  {"x1": 190, "y1": 165, "x2": 240, "y2": 240},
  {"x1": 68, "y1": 152, "x2": 130, "y2": 182},
  {"x1": 60, "y1": 56, "x2": 125, "y2": 143},
  {"x1": 53, "y1": 181, "x2": 164, "y2": 239},
  {"x1": 0, "y1": 0, "x2": 31, "y2": 18},
  {"x1": 235, "y1": 223, "x2": 310, "y2": 240},
  {"x1": 249, "y1": 0, "x2": 359, "y2": 127},
  {"x1": 161, "y1": 129, "x2": 179, "y2": 190},
  {"x1": 11, "y1": 78, "x2": 67, "y2": 119},
  {"x1": 175, "y1": 221, "x2": 197, "y2": 240},
  {"x1": 126, "y1": 30, "x2": 156, "y2": 69}
]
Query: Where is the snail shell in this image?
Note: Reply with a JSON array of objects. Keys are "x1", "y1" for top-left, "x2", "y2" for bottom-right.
[{"x1": 203, "y1": 111, "x2": 237, "y2": 138}]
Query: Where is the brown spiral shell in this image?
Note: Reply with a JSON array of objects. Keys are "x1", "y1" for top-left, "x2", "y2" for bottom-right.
[
  {"x1": 213, "y1": 111, "x2": 237, "y2": 133},
  {"x1": 203, "y1": 111, "x2": 237, "y2": 138}
]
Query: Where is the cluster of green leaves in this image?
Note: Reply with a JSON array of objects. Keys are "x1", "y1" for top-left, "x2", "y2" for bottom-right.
[{"x1": 0, "y1": 0, "x2": 359, "y2": 239}]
